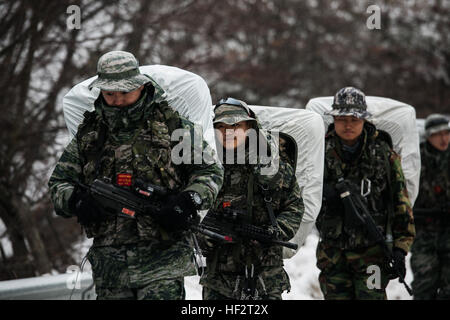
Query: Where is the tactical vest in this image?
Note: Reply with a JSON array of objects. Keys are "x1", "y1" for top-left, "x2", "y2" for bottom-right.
[
  {"x1": 415, "y1": 141, "x2": 450, "y2": 209},
  {"x1": 75, "y1": 88, "x2": 185, "y2": 246},
  {"x1": 319, "y1": 126, "x2": 394, "y2": 249},
  {"x1": 208, "y1": 149, "x2": 294, "y2": 274}
]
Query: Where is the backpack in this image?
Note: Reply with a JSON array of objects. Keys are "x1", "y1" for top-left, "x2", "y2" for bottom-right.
[
  {"x1": 62, "y1": 64, "x2": 217, "y2": 155},
  {"x1": 306, "y1": 96, "x2": 421, "y2": 206},
  {"x1": 248, "y1": 106, "x2": 325, "y2": 259}
]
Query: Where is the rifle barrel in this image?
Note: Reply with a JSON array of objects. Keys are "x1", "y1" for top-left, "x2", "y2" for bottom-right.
[
  {"x1": 337, "y1": 180, "x2": 413, "y2": 296},
  {"x1": 191, "y1": 225, "x2": 233, "y2": 243},
  {"x1": 271, "y1": 239, "x2": 298, "y2": 250}
]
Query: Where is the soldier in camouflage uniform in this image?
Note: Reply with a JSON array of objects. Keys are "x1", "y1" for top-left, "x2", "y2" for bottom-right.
[
  {"x1": 316, "y1": 87, "x2": 415, "y2": 300},
  {"x1": 199, "y1": 98, "x2": 304, "y2": 300},
  {"x1": 411, "y1": 114, "x2": 450, "y2": 299},
  {"x1": 48, "y1": 51, "x2": 224, "y2": 300}
]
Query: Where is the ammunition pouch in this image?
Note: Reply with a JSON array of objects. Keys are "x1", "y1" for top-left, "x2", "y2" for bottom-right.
[{"x1": 317, "y1": 214, "x2": 343, "y2": 240}]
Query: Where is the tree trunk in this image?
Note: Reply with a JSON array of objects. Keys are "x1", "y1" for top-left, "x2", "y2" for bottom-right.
[{"x1": 13, "y1": 196, "x2": 52, "y2": 276}]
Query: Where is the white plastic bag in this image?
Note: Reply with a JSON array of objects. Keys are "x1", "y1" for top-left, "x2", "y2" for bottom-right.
[
  {"x1": 249, "y1": 106, "x2": 325, "y2": 259},
  {"x1": 305, "y1": 96, "x2": 421, "y2": 206},
  {"x1": 62, "y1": 64, "x2": 216, "y2": 152}
]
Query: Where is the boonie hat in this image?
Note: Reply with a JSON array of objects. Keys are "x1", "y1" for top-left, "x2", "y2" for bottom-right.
[
  {"x1": 325, "y1": 86, "x2": 372, "y2": 120},
  {"x1": 88, "y1": 50, "x2": 150, "y2": 92},
  {"x1": 213, "y1": 97, "x2": 256, "y2": 125}
]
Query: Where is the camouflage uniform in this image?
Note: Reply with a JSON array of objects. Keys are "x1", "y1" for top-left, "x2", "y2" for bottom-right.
[
  {"x1": 316, "y1": 87, "x2": 415, "y2": 300},
  {"x1": 411, "y1": 114, "x2": 450, "y2": 300},
  {"x1": 199, "y1": 99, "x2": 304, "y2": 300},
  {"x1": 48, "y1": 51, "x2": 224, "y2": 300}
]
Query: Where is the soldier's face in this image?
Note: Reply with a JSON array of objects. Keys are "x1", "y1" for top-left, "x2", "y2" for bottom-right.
[
  {"x1": 101, "y1": 85, "x2": 144, "y2": 107},
  {"x1": 428, "y1": 130, "x2": 450, "y2": 151},
  {"x1": 334, "y1": 116, "x2": 365, "y2": 145},
  {"x1": 215, "y1": 121, "x2": 251, "y2": 150}
]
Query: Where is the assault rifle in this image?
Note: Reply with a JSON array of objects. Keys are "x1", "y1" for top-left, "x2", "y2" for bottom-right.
[
  {"x1": 335, "y1": 178, "x2": 413, "y2": 296},
  {"x1": 76, "y1": 178, "x2": 166, "y2": 219},
  {"x1": 75, "y1": 178, "x2": 229, "y2": 242},
  {"x1": 199, "y1": 207, "x2": 298, "y2": 250}
]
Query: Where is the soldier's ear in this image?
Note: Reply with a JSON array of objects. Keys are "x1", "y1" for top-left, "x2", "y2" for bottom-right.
[
  {"x1": 248, "y1": 120, "x2": 257, "y2": 130},
  {"x1": 134, "y1": 85, "x2": 145, "y2": 95}
]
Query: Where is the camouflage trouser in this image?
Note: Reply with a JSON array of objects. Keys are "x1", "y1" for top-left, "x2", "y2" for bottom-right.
[
  {"x1": 200, "y1": 266, "x2": 289, "y2": 300},
  {"x1": 87, "y1": 240, "x2": 196, "y2": 300},
  {"x1": 202, "y1": 286, "x2": 281, "y2": 300},
  {"x1": 316, "y1": 241, "x2": 389, "y2": 300},
  {"x1": 410, "y1": 228, "x2": 450, "y2": 300},
  {"x1": 96, "y1": 278, "x2": 185, "y2": 300}
]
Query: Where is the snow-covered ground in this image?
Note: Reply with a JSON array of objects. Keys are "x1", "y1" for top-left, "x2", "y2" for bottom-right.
[{"x1": 184, "y1": 231, "x2": 413, "y2": 300}]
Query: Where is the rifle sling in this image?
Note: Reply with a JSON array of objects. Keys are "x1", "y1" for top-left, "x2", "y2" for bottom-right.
[
  {"x1": 93, "y1": 121, "x2": 108, "y2": 179},
  {"x1": 262, "y1": 189, "x2": 278, "y2": 229},
  {"x1": 246, "y1": 170, "x2": 254, "y2": 223},
  {"x1": 234, "y1": 171, "x2": 257, "y2": 267},
  {"x1": 381, "y1": 148, "x2": 394, "y2": 252},
  {"x1": 210, "y1": 170, "x2": 275, "y2": 273},
  {"x1": 332, "y1": 142, "x2": 395, "y2": 250}
]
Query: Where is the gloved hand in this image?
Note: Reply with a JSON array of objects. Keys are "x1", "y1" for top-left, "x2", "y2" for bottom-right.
[
  {"x1": 390, "y1": 248, "x2": 407, "y2": 280},
  {"x1": 68, "y1": 186, "x2": 105, "y2": 226},
  {"x1": 323, "y1": 183, "x2": 341, "y2": 208},
  {"x1": 157, "y1": 192, "x2": 198, "y2": 232},
  {"x1": 267, "y1": 225, "x2": 281, "y2": 238}
]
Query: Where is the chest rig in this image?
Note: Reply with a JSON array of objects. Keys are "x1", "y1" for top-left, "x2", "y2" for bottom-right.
[
  {"x1": 206, "y1": 156, "x2": 289, "y2": 299},
  {"x1": 322, "y1": 128, "x2": 394, "y2": 249},
  {"x1": 75, "y1": 88, "x2": 184, "y2": 244},
  {"x1": 217, "y1": 163, "x2": 280, "y2": 227}
]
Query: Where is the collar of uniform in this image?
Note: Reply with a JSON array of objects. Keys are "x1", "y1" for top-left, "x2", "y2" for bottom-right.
[
  {"x1": 97, "y1": 89, "x2": 148, "y2": 134},
  {"x1": 425, "y1": 140, "x2": 450, "y2": 160},
  {"x1": 331, "y1": 128, "x2": 368, "y2": 165},
  {"x1": 145, "y1": 75, "x2": 167, "y2": 104}
]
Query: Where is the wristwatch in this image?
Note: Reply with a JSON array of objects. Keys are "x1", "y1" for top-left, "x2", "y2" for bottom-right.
[{"x1": 189, "y1": 191, "x2": 203, "y2": 208}]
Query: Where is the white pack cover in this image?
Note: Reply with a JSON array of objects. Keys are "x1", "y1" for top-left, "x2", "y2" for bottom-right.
[
  {"x1": 416, "y1": 118, "x2": 425, "y2": 143},
  {"x1": 249, "y1": 106, "x2": 325, "y2": 259},
  {"x1": 62, "y1": 65, "x2": 216, "y2": 152},
  {"x1": 305, "y1": 96, "x2": 421, "y2": 206}
]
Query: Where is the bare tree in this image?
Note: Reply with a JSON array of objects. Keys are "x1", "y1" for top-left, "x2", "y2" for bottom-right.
[
  {"x1": 0, "y1": 0, "x2": 115, "y2": 279},
  {"x1": 0, "y1": 0, "x2": 448, "y2": 280}
]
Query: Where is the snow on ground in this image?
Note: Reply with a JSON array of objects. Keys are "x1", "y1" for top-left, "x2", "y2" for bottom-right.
[
  {"x1": 185, "y1": 231, "x2": 413, "y2": 300},
  {"x1": 282, "y1": 231, "x2": 323, "y2": 300}
]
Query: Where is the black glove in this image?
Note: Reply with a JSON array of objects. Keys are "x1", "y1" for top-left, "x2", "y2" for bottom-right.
[
  {"x1": 68, "y1": 186, "x2": 105, "y2": 226},
  {"x1": 390, "y1": 248, "x2": 407, "y2": 280},
  {"x1": 157, "y1": 192, "x2": 198, "y2": 232},
  {"x1": 323, "y1": 183, "x2": 341, "y2": 208}
]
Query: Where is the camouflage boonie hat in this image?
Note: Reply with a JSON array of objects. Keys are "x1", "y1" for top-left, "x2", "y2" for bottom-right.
[
  {"x1": 325, "y1": 87, "x2": 372, "y2": 119},
  {"x1": 88, "y1": 51, "x2": 150, "y2": 92},
  {"x1": 213, "y1": 97, "x2": 255, "y2": 125},
  {"x1": 425, "y1": 114, "x2": 450, "y2": 137}
]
